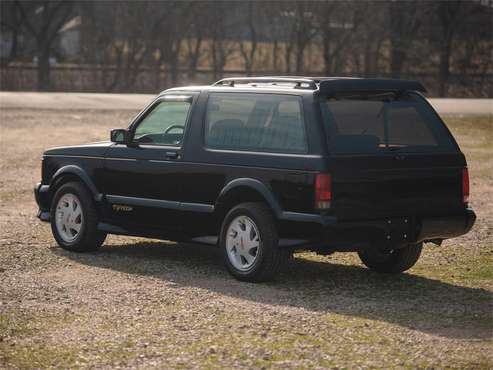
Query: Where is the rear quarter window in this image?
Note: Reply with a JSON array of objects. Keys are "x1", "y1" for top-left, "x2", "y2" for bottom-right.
[
  {"x1": 320, "y1": 94, "x2": 456, "y2": 153},
  {"x1": 204, "y1": 93, "x2": 307, "y2": 154}
]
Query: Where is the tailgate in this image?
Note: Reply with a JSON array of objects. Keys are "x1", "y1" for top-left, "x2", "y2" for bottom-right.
[
  {"x1": 319, "y1": 91, "x2": 466, "y2": 221},
  {"x1": 329, "y1": 153, "x2": 465, "y2": 221}
]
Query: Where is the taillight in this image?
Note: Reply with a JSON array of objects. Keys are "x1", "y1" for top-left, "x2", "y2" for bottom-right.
[
  {"x1": 462, "y1": 168, "x2": 470, "y2": 205},
  {"x1": 315, "y1": 173, "x2": 332, "y2": 209}
]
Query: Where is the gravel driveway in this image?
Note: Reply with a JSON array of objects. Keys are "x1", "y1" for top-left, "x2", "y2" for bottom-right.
[{"x1": 0, "y1": 108, "x2": 491, "y2": 368}]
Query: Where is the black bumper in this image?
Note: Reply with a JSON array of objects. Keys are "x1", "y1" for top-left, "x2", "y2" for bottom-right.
[
  {"x1": 34, "y1": 183, "x2": 51, "y2": 222},
  {"x1": 416, "y1": 208, "x2": 476, "y2": 242},
  {"x1": 282, "y1": 208, "x2": 477, "y2": 249},
  {"x1": 327, "y1": 209, "x2": 476, "y2": 247}
]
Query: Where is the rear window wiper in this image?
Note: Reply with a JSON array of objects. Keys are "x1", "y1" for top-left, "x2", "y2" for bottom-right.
[{"x1": 378, "y1": 144, "x2": 406, "y2": 151}]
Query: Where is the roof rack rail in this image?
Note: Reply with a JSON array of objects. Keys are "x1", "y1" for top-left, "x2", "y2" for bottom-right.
[{"x1": 213, "y1": 77, "x2": 317, "y2": 90}]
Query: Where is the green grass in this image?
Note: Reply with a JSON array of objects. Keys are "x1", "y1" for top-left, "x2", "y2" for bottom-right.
[
  {"x1": 0, "y1": 312, "x2": 34, "y2": 339},
  {"x1": 445, "y1": 115, "x2": 493, "y2": 153},
  {"x1": 461, "y1": 253, "x2": 493, "y2": 281}
]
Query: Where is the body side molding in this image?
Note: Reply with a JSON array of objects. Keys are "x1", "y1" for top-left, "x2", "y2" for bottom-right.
[{"x1": 106, "y1": 195, "x2": 214, "y2": 213}]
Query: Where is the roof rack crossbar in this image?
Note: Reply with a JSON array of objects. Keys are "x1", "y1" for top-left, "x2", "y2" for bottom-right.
[{"x1": 213, "y1": 77, "x2": 317, "y2": 90}]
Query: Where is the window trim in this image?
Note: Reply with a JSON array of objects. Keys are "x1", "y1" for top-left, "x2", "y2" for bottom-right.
[
  {"x1": 128, "y1": 95, "x2": 194, "y2": 148},
  {"x1": 202, "y1": 92, "x2": 309, "y2": 155}
]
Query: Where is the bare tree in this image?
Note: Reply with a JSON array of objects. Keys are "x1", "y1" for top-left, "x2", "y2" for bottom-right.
[
  {"x1": 17, "y1": 0, "x2": 73, "y2": 90},
  {"x1": 357, "y1": 2, "x2": 387, "y2": 77},
  {"x1": 315, "y1": 1, "x2": 365, "y2": 75},
  {"x1": 0, "y1": 1, "x2": 22, "y2": 66},
  {"x1": 388, "y1": 0, "x2": 422, "y2": 78},
  {"x1": 154, "y1": 10, "x2": 179, "y2": 86},
  {"x1": 208, "y1": 3, "x2": 236, "y2": 80},
  {"x1": 2, "y1": 0, "x2": 492, "y2": 96},
  {"x1": 185, "y1": 3, "x2": 209, "y2": 80},
  {"x1": 238, "y1": 2, "x2": 258, "y2": 76},
  {"x1": 433, "y1": 0, "x2": 472, "y2": 96},
  {"x1": 259, "y1": 1, "x2": 284, "y2": 73},
  {"x1": 293, "y1": 2, "x2": 317, "y2": 74}
]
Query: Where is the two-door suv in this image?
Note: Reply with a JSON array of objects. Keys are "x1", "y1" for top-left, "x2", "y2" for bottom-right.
[{"x1": 35, "y1": 77, "x2": 476, "y2": 282}]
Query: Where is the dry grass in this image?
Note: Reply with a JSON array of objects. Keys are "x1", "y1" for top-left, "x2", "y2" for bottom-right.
[{"x1": 0, "y1": 108, "x2": 492, "y2": 369}]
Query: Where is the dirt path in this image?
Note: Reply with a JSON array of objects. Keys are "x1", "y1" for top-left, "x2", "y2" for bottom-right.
[{"x1": 0, "y1": 108, "x2": 491, "y2": 368}]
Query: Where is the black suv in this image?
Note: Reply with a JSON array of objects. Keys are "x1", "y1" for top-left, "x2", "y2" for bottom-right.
[{"x1": 35, "y1": 77, "x2": 476, "y2": 282}]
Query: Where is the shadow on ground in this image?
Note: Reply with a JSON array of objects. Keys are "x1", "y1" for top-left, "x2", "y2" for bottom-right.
[{"x1": 53, "y1": 241, "x2": 492, "y2": 340}]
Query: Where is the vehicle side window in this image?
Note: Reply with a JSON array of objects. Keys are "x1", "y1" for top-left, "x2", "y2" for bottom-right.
[
  {"x1": 133, "y1": 100, "x2": 191, "y2": 146},
  {"x1": 204, "y1": 93, "x2": 307, "y2": 154}
]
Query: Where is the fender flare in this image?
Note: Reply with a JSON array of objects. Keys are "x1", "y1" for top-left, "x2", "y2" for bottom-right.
[
  {"x1": 215, "y1": 178, "x2": 282, "y2": 218},
  {"x1": 51, "y1": 165, "x2": 102, "y2": 201}
]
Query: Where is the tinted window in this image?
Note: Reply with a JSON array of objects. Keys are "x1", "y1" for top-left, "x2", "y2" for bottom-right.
[
  {"x1": 320, "y1": 94, "x2": 456, "y2": 153},
  {"x1": 205, "y1": 93, "x2": 307, "y2": 153},
  {"x1": 134, "y1": 100, "x2": 191, "y2": 145}
]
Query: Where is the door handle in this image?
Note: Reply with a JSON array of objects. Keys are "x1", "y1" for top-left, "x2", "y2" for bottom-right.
[{"x1": 165, "y1": 151, "x2": 179, "y2": 159}]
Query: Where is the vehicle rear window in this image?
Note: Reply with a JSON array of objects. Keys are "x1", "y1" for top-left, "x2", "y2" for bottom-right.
[
  {"x1": 320, "y1": 94, "x2": 456, "y2": 153},
  {"x1": 204, "y1": 93, "x2": 307, "y2": 153}
]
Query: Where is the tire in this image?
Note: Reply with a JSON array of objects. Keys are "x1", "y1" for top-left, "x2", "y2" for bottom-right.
[
  {"x1": 50, "y1": 181, "x2": 106, "y2": 252},
  {"x1": 220, "y1": 202, "x2": 284, "y2": 282},
  {"x1": 358, "y1": 243, "x2": 423, "y2": 273}
]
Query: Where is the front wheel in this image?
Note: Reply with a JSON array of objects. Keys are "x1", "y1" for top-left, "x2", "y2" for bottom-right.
[
  {"x1": 358, "y1": 243, "x2": 423, "y2": 273},
  {"x1": 220, "y1": 202, "x2": 284, "y2": 282},
  {"x1": 50, "y1": 181, "x2": 106, "y2": 252}
]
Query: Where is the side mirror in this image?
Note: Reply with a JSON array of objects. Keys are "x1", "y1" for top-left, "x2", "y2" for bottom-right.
[{"x1": 110, "y1": 129, "x2": 129, "y2": 144}]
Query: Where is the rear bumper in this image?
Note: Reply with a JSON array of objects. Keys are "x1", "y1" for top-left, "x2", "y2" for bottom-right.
[
  {"x1": 416, "y1": 208, "x2": 476, "y2": 242},
  {"x1": 281, "y1": 208, "x2": 476, "y2": 249},
  {"x1": 34, "y1": 183, "x2": 51, "y2": 222}
]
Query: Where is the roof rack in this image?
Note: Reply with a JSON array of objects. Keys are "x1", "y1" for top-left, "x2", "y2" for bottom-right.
[
  {"x1": 213, "y1": 77, "x2": 317, "y2": 90},
  {"x1": 212, "y1": 76, "x2": 426, "y2": 95}
]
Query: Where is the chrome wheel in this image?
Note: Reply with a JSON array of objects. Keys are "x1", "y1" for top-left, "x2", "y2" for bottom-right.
[
  {"x1": 226, "y1": 215, "x2": 261, "y2": 271},
  {"x1": 55, "y1": 193, "x2": 83, "y2": 243}
]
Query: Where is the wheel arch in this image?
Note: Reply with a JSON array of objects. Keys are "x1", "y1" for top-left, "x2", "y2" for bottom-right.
[
  {"x1": 214, "y1": 178, "x2": 282, "y2": 222},
  {"x1": 50, "y1": 165, "x2": 102, "y2": 203}
]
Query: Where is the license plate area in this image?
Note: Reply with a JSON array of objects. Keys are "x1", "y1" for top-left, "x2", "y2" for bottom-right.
[{"x1": 382, "y1": 217, "x2": 413, "y2": 245}]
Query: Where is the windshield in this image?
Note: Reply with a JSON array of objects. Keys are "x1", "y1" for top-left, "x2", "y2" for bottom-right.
[{"x1": 320, "y1": 94, "x2": 457, "y2": 153}]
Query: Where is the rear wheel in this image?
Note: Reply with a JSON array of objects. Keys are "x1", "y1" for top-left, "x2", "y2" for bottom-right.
[
  {"x1": 220, "y1": 202, "x2": 284, "y2": 282},
  {"x1": 358, "y1": 243, "x2": 423, "y2": 273},
  {"x1": 50, "y1": 181, "x2": 106, "y2": 252}
]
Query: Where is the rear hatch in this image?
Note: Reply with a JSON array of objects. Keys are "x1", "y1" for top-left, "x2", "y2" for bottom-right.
[{"x1": 319, "y1": 92, "x2": 466, "y2": 221}]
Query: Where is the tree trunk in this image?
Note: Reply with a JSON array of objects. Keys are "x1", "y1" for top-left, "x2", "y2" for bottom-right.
[
  {"x1": 439, "y1": 40, "x2": 452, "y2": 97},
  {"x1": 285, "y1": 44, "x2": 292, "y2": 74},
  {"x1": 390, "y1": 49, "x2": 405, "y2": 79},
  {"x1": 295, "y1": 38, "x2": 304, "y2": 75},
  {"x1": 211, "y1": 38, "x2": 220, "y2": 81},
  {"x1": 270, "y1": 40, "x2": 276, "y2": 72},
  {"x1": 322, "y1": 29, "x2": 331, "y2": 75},
  {"x1": 37, "y1": 46, "x2": 51, "y2": 91},
  {"x1": 10, "y1": 23, "x2": 18, "y2": 62},
  {"x1": 169, "y1": 40, "x2": 182, "y2": 85},
  {"x1": 187, "y1": 37, "x2": 202, "y2": 80},
  {"x1": 364, "y1": 42, "x2": 372, "y2": 77}
]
